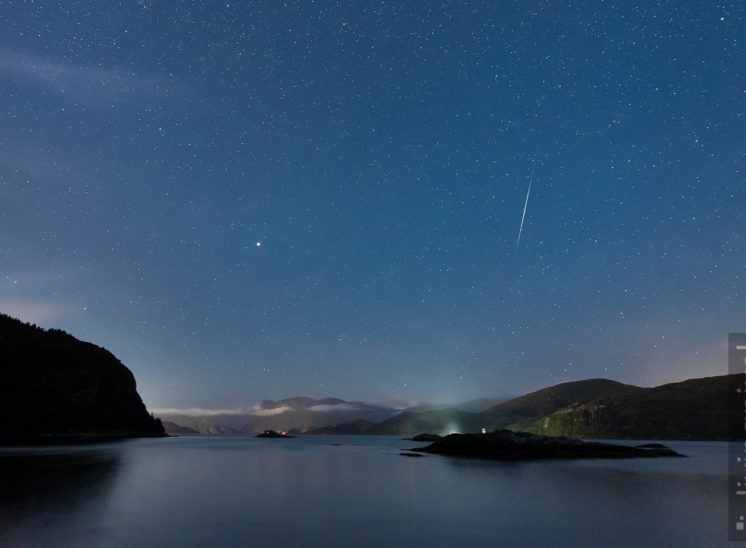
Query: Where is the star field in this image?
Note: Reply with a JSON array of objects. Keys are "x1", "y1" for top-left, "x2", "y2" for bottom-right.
[{"x1": 0, "y1": 1, "x2": 743, "y2": 410}]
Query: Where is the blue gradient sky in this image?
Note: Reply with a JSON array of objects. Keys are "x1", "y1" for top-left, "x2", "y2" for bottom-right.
[{"x1": 1, "y1": 1, "x2": 743, "y2": 411}]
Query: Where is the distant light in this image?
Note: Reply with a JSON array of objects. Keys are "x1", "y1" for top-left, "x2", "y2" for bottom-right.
[{"x1": 256, "y1": 242, "x2": 261, "y2": 247}]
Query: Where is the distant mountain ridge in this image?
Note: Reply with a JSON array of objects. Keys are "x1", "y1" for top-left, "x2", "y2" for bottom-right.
[
  {"x1": 299, "y1": 419, "x2": 377, "y2": 435},
  {"x1": 365, "y1": 375, "x2": 740, "y2": 440},
  {"x1": 161, "y1": 421, "x2": 198, "y2": 435},
  {"x1": 479, "y1": 378, "x2": 643, "y2": 429},
  {"x1": 163, "y1": 374, "x2": 742, "y2": 440},
  {"x1": 355, "y1": 379, "x2": 647, "y2": 436},
  {"x1": 365, "y1": 409, "x2": 483, "y2": 436},
  {"x1": 161, "y1": 397, "x2": 398, "y2": 435},
  {"x1": 240, "y1": 397, "x2": 397, "y2": 434},
  {"x1": 7, "y1": 307, "x2": 733, "y2": 442},
  {"x1": 518, "y1": 374, "x2": 742, "y2": 440},
  {"x1": 160, "y1": 415, "x2": 243, "y2": 435}
]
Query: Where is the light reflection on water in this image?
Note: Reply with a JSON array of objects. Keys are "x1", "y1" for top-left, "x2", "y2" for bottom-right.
[{"x1": 0, "y1": 437, "x2": 730, "y2": 547}]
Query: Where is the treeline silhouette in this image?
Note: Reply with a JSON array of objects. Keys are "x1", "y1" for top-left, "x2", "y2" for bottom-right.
[{"x1": 0, "y1": 312, "x2": 164, "y2": 441}]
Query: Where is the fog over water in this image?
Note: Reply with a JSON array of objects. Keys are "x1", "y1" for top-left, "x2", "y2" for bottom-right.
[{"x1": 0, "y1": 436, "x2": 730, "y2": 547}]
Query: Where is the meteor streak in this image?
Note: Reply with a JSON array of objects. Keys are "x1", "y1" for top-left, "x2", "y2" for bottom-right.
[{"x1": 516, "y1": 162, "x2": 535, "y2": 249}]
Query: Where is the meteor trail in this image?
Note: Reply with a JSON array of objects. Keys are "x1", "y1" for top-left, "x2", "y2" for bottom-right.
[{"x1": 516, "y1": 162, "x2": 535, "y2": 249}]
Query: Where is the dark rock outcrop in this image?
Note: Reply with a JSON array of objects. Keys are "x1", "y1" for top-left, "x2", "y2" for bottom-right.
[
  {"x1": 0, "y1": 313, "x2": 165, "y2": 444},
  {"x1": 256, "y1": 430, "x2": 295, "y2": 438},
  {"x1": 412, "y1": 430, "x2": 683, "y2": 460},
  {"x1": 409, "y1": 433, "x2": 442, "y2": 442}
]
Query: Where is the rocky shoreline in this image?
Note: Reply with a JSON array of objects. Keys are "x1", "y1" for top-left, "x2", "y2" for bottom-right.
[{"x1": 410, "y1": 430, "x2": 684, "y2": 460}]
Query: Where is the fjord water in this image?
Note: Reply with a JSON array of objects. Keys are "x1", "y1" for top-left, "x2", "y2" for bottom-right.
[{"x1": 0, "y1": 436, "x2": 728, "y2": 547}]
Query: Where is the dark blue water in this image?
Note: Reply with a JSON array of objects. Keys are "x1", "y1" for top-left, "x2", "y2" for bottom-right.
[{"x1": 0, "y1": 436, "x2": 729, "y2": 547}]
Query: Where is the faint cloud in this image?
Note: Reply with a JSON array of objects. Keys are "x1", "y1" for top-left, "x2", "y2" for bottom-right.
[
  {"x1": 308, "y1": 403, "x2": 360, "y2": 412},
  {"x1": 0, "y1": 143, "x2": 87, "y2": 190},
  {"x1": 249, "y1": 404, "x2": 294, "y2": 416},
  {"x1": 1, "y1": 143, "x2": 63, "y2": 177},
  {"x1": 0, "y1": 266, "x2": 90, "y2": 326},
  {"x1": 5, "y1": 265, "x2": 86, "y2": 289},
  {"x1": 0, "y1": 49, "x2": 172, "y2": 106},
  {"x1": 151, "y1": 407, "x2": 246, "y2": 417},
  {"x1": 0, "y1": 301, "x2": 76, "y2": 325}
]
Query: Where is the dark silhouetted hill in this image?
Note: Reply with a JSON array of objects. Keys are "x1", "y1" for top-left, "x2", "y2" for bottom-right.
[
  {"x1": 411, "y1": 430, "x2": 683, "y2": 460},
  {"x1": 517, "y1": 374, "x2": 743, "y2": 440},
  {"x1": 0, "y1": 313, "x2": 165, "y2": 443},
  {"x1": 301, "y1": 374, "x2": 744, "y2": 440},
  {"x1": 479, "y1": 379, "x2": 643, "y2": 430}
]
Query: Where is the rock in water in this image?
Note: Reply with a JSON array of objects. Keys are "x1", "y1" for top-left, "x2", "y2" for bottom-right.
[
  {"x1": 409, "y1": 433, "x2": 442, "y2": 442},
  {"x1": 0, "y1": 313, "x2": 165, "y2": 444},
  {"x1": 411, "y1": 430, "x2": 683, "y2": 460},
  {"x1": 255, "y1": 430, "x2": 295, "y2": 438}
]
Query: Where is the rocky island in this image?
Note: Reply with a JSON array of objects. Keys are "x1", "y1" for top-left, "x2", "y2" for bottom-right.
[
  {"x1": 256, "y1": 429, "x2": 295, "y2": 438},
  {"x1": 0, "y1": 313, "x2": 165, "y2": 444},
  {"x1": 411, "y1": 430, "x2": 683, "y2": 460}
]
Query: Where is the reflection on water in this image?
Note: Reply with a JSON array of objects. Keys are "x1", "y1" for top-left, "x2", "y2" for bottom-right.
[
  {"x1": 0, "y1": 437, "x2": 731, "y2": 547},
  {"x1": 0, "y1": 446, "x2": 121, "y2": 546}
]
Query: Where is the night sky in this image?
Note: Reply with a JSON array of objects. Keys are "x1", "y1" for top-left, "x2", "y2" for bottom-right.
[{"x1": 1, "y1": 1, "x2": 743, "y2": 412}]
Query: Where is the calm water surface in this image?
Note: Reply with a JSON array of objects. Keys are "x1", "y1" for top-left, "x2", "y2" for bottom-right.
[{"x1": 0, "y1": 436, "x2": 730, "y2": 547}]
